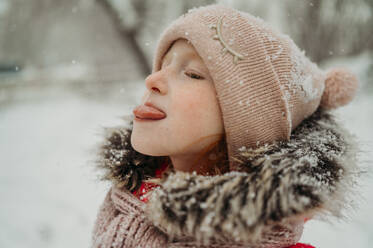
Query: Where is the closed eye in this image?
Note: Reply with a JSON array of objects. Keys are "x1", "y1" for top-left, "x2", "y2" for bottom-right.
[{"x1": 184, "y1": 71, "x2": 204, "y2": 80}]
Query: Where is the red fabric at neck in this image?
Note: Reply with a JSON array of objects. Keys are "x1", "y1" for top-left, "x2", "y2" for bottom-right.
[
  {"x1": 132, "y1": 160, "x2": 169, "y2": 203},
  {"x1": 287, "y1": 243, "x2": 315, "y2": 248}
]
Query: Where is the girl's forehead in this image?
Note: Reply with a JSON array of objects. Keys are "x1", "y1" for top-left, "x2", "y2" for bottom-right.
[
  {"x1": 163, "y1": 42, "x2": 201, "y2": 63},
  {"x1": 160, "y1": 41, "x2": 211, "y2": 78},
  {"x1": 169, "y1": 39, "x2": 198, "y2": 54}
]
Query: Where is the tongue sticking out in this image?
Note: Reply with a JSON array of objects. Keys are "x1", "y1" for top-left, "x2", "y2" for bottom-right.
[{"x1": 133, "y1": 105, "x2": 166, "y2": 120}]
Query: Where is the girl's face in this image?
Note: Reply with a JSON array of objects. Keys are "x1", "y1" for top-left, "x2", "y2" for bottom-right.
[{"x1": 131, "y1": 39, "x2": 225, "y2": 173}]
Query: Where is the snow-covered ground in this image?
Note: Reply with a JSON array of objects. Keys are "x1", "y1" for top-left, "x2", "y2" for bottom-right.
[
  {"x1": 0, "y1": 81, "x2": 145, "y2": 248},
  {"x1": 0, "y1": 61, "x2": 372, "y2": 247}
]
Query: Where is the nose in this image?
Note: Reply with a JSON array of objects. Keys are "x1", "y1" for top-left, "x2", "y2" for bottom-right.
[{"x1": 145, "y1": 69, "x2": 168, "y2": 95}]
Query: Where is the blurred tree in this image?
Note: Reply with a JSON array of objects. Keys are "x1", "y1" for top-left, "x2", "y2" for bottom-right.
[
  {"x1": 217, "y1": 0, "x2": 372, "y2": 63},
  {"x1": 98, "y1": 0, "x2": 151, "y2": 75},
  {"x1": 98, "y1": 0, "x2": 215, "y2": 77},
  {"x1": 0, "y1": 0, "x2": 146, "y2": 85},
  {"x1": 0, "y1": 0, "x2": 50, "y2": 65},
  {"x1": 285, "y1": 0, "x2": 373, "y2": 63},
  {"x1": 2, "y1": 0, "x2": 371, "y2": 84}
]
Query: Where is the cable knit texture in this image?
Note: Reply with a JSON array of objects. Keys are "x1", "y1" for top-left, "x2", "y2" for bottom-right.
[{"x1": 91, "y1": 187, "x2": 168, "y2": 247}]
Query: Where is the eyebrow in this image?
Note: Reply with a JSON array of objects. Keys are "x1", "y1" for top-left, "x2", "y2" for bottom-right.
[{"x1": 162, "y1": 50, "x2": 210, "y2": 76}]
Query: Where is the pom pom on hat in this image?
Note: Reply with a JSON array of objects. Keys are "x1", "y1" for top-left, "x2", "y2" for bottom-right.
[{"x1": 320, "y1": 68, "x2": 359, "y2": 110}]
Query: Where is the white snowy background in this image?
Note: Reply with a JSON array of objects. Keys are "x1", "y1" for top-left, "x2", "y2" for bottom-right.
[{"x1": 0, "y1": 0, "x2": 372, "y2": 247}]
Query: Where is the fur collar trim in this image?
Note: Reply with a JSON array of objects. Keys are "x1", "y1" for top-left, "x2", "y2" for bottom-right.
[{"x1": 94, "y1": 107, "x2": 363, "y2": 244}]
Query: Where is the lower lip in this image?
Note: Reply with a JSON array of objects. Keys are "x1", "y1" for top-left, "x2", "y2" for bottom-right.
[{"x1": 134, "y1": 116, "x2": 166, "y2": 122}]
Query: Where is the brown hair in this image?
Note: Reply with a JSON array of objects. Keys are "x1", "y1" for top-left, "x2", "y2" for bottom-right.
[{"x1": 189, "y1": 133, "x2": 230, "y2": 176}]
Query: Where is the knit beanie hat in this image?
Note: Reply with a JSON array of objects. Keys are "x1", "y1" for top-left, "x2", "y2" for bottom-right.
[{"x1": 152, "y1": 4, "x2": 359, "y2": 171}]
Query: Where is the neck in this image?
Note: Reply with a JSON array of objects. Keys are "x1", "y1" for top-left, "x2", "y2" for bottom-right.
[{"x1": 170, "y1": 152, "x2": 216, "y2": 176}]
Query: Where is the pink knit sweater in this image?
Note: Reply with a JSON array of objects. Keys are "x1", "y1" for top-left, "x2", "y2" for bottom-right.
[
  {"x1": 91, "y1": 185, "x2": 309, "y2": 248},
  {"x1": 91, "y1": 186, "x2": 169, "y2": 247}
]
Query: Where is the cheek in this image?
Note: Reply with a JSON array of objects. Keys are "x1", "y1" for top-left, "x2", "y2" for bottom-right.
[
  {"x1": 174, "y1": 88, "x2": 205, "y2": 119},
  {"x1": 172, "y1": 85, "x2": 221, "y2": 131}
]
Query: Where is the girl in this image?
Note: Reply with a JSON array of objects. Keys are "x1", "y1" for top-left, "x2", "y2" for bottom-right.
[{"x1": 91, "y1": 4, "x2": 361, "y2": 248}]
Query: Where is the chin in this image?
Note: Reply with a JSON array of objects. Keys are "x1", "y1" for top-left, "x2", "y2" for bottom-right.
[{"x1": 130, "y1": 133, "x2": 167, "y2": 156}]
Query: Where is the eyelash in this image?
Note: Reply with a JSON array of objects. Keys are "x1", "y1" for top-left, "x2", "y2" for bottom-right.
[
  {"x1": 161, "y1": 62, "x2": 204, "y2": 80},
  {"x1": 185, "y1": 71, "x2": 204, "y2": 80}
]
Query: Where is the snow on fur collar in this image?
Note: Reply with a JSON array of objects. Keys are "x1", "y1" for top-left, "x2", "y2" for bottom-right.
[{"x1": 94, "y1": 107, "x2": 362, "y2": 244}]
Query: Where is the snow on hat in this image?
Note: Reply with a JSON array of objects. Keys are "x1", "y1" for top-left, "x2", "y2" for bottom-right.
[{"x1": 152, "y1": 4, "x2": 359, "y2": 171}]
